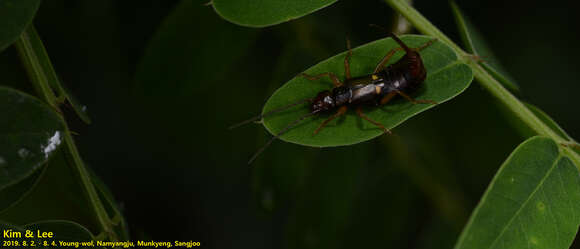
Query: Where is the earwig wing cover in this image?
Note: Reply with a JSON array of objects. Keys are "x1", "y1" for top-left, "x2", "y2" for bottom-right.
[{"x1": 262, "y1": 35, "x2": 473, "y2": 147}]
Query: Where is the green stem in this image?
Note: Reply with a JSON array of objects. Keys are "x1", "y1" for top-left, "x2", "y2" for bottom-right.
[
  {"x1": 15, "y1": 25, "x2": 113, "y2": 237},
  {"x1": 14, "y1": 28, "x2": 58, "y2": 110},
  {"x1": 63, "y1": 129, "x2": 113, "y2": 236},
  {"x1": 384, "y1": 0, "x2": 580, "y2": 168}
]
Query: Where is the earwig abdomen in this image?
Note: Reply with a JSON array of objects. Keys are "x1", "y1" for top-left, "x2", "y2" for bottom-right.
[
  {"x1": 380, "y1": 52, "x2": 427, "y2": 94},
  {"x1": 350, "y1": 84, "x2": 378, "y2": 104}
]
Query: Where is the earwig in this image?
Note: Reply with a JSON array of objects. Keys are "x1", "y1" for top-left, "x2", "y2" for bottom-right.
[{"x1": 231, "y1": 33, "x2": 438, "y2": 164}]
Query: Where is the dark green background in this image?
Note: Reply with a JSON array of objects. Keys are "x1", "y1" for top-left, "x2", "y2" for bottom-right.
[{"x1": 2, "y1": 0, "x2": 579, "y2": 248}]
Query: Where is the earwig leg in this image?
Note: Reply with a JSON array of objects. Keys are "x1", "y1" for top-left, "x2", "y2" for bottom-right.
[
  {"x1": 379, "y1": 92, "x2": 397, "y2": 105},
  {"x1": 344, "y1": 37, "x2": 353, "y2": 79},
  {"x1": 356, "y1": 107, "x2": 392, "y2": 134},
  {"x1": 415, "y1": 38, "x2": 437, "y2": 51},
  {"x1": 314, "y1": 106, "x2": 347, "y2": 135},
  {"x1": 373, "y1": 47, "x2": 403, "y2": 73},
  {"x1": 301, "y1": 72, "x2": 343, "y2": 87},
  {"x1": 374, "y1": 38, "x2": 436, "y2": 74},
  {"x1": 395, "y1": 90, "x2": 438, "y2": 105}
]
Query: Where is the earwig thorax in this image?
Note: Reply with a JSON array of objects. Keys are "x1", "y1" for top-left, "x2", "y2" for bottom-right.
[{"x1": 311, "y1": 90, "x2": 335, "y2": 113}]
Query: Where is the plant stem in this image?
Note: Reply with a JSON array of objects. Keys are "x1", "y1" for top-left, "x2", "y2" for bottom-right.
[
  {"x1": 14, "y1": 28, "x2": 58, "y2": 110},
  {"x1": 384, "y1": 0, "x2": 580, "y2": 168},
  {"x1": 63, "y1": 129, "x2": 113, "y2": 236},
  {"x1": 15, "y1": 25, "x2": 113, "y2": 237}
]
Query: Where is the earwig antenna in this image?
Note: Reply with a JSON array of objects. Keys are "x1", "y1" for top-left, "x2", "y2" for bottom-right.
[
  {"x1": 228, "y1": 98, "x2": 312, "y2": 130},
  {"x1": 388, "y1": 33, "x2": 412, "y2": 53},
  {"x1": 369, "y1": 23, "x2": 389, "y2": 32},
  {"x1": 368, "y1": 24, "x2": 412, "y2": 53},
  {"x1": 247, "y1": 111, "x2": 319, "y2": 165}
]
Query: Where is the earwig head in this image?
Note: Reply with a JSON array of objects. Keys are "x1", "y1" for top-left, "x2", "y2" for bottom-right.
[{"x1": 311, "y1": 90, "x2": 335, "y2": 113}]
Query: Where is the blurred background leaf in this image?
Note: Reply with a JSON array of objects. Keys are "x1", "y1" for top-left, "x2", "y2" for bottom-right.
[
  {"x1": 0, "y1": 0, "x2": 40, "y2": 52},
  {"x1": 0, "y1": 165, "x2": 45, "y2": 213},
  {"x1": 212, "y1": 0, "x2": 337, "y2": 27},
  {"x1": 135, "y1": 0, "x2": 257, "y2": 99}
]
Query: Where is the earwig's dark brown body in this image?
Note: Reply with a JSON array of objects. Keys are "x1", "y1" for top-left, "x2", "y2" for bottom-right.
[
  {"x1": 310, "y1": 49, "x2": 426, "y2": 112},
  {"x1": 306, "y1": 34, "x2": 436, "y2": 134},
  {"x1": 231, "y1": 33, "x2": 437, "y2": 164}
]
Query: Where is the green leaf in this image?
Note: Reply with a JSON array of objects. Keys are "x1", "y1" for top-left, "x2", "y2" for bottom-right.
[
  {"x1": 0, "y1": 87, "x2": 65, "y2": 191},
  {"x1": 18, "y1": 26, "x2": 91, "y2": 124},
  {"x1": 212, "y1": 0, "x2": 337, "y2": 27},
  {"x1": 454, "y1": 136, "x2": 580, "y2": 249},
  {"x1": 449, "y1": 1, "x2": 520, "y2": 93},
  {"x1": 263, "y1": 35, "x2": 473, "y2": 147},
  {"x1": 0, "y1": 165, "x2": 45, "y2": 213},
  {"x1": 0, "y1": 0, "x2": 40, "y2": 52}
]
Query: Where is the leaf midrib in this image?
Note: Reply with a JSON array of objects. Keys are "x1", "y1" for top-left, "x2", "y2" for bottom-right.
[{"x1": 427, "y1": 61, "x2": 463, "y2": 78}]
